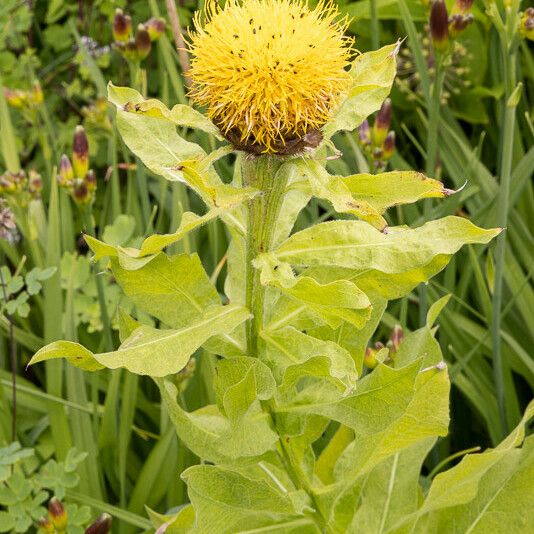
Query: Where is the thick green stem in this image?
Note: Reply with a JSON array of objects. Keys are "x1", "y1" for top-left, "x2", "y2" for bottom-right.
[
  {"x1": 243, "y1": 156, "x2": 285, "y2": 356},
  {"x1": 243, "y1": 156, "x2": 329, "y2": 530}
]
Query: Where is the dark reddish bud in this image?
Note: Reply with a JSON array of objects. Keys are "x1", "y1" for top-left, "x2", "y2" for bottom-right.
[
  {"x1": 145, "y1": 17, "x2": 166, "y2": 41},
  {"x1": 85, "y1": 169, "x2": 97, "y2": 192},
  {"x1": 85, "y1": 513, "x2": 112, "y2": 534},
  {"x1": 72, "y1": 179, "x2": 91, "y2": 205},
  {"x1": 58, "y1": 154, "x2": 74, "y2": 186},
  {"x1": 454, "y1": 0, "x2": 474, "y2": 14},
  {"x1": 37, "y1": 516, "x2": 54, "y2": 534},
  {"x1": 28, "y1": 170, "x2": 43, "y2": 198},
  {"x1": 383, "y1": 131, "x2": 396, "y2": 159},
  {"x1": 449, "y1": 13, "x2": 474, "y2": 37},
  {"x1": 430, "y1": 0, "x2": 450, "y2": 52},
  {"x1": 358, "y1": 119, "x2": 371, "y2": 145},
  {"x1": 376, "y1": 99, "x2": 392, "y2": 131},
  {"x1": 135, "y1": 25, "x2": 152, "y2": 60},
  {"x1": 122, "y1": 39, "x2": 139, "y2": 61},
  {"x1": 388, "y1": 325, "x2": 404, "y2": 356},
  {"x1": 73, "y1": 125, "x2": 89, "y2": 178},
  {"x1": 48, "y1": 497, "x2": 68, "y2": 531},
  {"x1": 373, "y1": 98, "x2": 392, "y2": 145},
  {"x1": 520, "y1": 8, "x2": 534, "y2": 40},
  {"x1": 113, "y1": 9, "x2": 132, "y2": 42}
]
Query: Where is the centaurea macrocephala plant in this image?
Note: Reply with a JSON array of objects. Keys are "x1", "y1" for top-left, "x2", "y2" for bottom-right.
[{"x1": 31, "y1": 1, "x2": 534, "y2": 532}]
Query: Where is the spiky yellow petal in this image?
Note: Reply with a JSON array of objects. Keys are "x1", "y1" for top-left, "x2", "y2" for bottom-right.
[{"x1": 189, "y1": 0, "x2": 353, "y2": 155}]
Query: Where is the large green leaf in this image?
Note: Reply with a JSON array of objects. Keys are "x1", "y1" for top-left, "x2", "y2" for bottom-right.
[
  {"x1": 214, "y1": 357, "x2": 276, "y2": 420},
  {"x1": 158, "y1": 380, "x2": 278, "y2": 462},
  {"x1": 309, "y1": 297, "x2": 387, "y2": 374},
  {"x1": 324, "y1": 43, "x2": 398, "y2": 137},
  {"x1": 261, "y1": 326, "x2": 358, "y2": 390},
  {"x1": 276, "y1": 359, "x2": 448, "y2": 445},
  {"x1": 341, "y1": 438, "x2": 437, "y2": 533},
  {"x1": 290, "y1": 159, "x2": 387, "y2": 231},
  {"x1": 274, "y1": 217, "x2": 500, "y2": 272},
  {"x1": 109, "y1": 82, "x2": 221, "y2": 138},
  {"x1": 254, "y1": 254, "x2": 371, "y2": 329},
  {"x1": 342, "y1": 171, "x2": 451, "y2": 213},
  {"x1": 401, "y1": 401, "x2": 534, "y2": 533},
  {"x1": 294, "y1": 160, "x2": 455, "y2": 229},
  {"x1": 107, "y1": 84, "x2": 254, "y2": 208},
  {"x1": 109, "y1": 253, "x2": 219, "y2": 328},
  {"x1": 85, "y1": 209, "x2": 225, "y2": 269},
  {"x1": 29, "y1": 305, "x2": 250, "y2": 377},
  {"x1": 303, "y1": 257, "x2": 450, "y2": 301},
  {"x1": 182, "y1": 464, "x2": 319, "y2": 534}
]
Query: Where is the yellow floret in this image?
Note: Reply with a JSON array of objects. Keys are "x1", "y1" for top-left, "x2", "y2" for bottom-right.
[{"x1": 188, "y1": 0, "x2": 353, "y2": 154}]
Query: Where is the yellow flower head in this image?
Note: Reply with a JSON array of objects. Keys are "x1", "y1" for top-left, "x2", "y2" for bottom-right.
[{"x1": 189, "y1": 0, "x2": 353, "y2": 155}]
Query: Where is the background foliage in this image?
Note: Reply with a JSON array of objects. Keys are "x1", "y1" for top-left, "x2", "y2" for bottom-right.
[{"x1": 0, "y1": 0, "x2": 532, "y2": 531}]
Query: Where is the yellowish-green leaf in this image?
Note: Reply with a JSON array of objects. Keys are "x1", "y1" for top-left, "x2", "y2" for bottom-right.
[
  {"x1": 342, "y1": 170, "x2": 450, "y2": 214},
  {"x1": 108, "y1": 82, "x2": 221, "y2": 138},
  {"x1": 108, "y1": 83, "x2": 253, "y2": 208},
  {"x1": 291, "y1": 159, "x2": 387, "y2": 230},
  {"x1": 427, "y1": 294, "x2": 452, "y2": 329},
  {"x1": 275, "y1": 217, "x2": 501, "y2": 273},
  {"x1": 158, "y1": 380, "x2": 278, "y2": 462},
  {"x1": 182, "y1": 465, "x2": 311, "y2": 534},
  {"x1": 85, "y1": 209, "x2": 223, "y2": 269},
  {"x1": 254, "y1": 254, "x2": 372, "y2": 329},
  {"x1": 324, "y1": 42, "x2": 398, "y2": 137},
  {"x1": 261, "y1": 326, "x2": 358, "y2": 390},
  {"x1": 29, "y1": 305, "x2": 250, "y2": 377},
  {"x1": 110, "y1": 253, "x2": 220, "y2": 328},
  {"x1": 403, "y1": 400, "x2": 534, "y2": 533}
]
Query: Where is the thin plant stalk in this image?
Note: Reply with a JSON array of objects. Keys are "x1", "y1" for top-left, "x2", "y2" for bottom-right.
[
  {"x1": 0, "y1": 262, "x2": 16, "y2": 441},
  {"x1": 370, "y1": 0, "x2": 380, "y2": 50},
  {"x1": 491, "y1": 37, "x2": 519, "y2": 440}
]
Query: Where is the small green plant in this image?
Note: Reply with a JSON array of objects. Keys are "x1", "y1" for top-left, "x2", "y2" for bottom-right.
[
  {"x1": 28, "y1": 0, "x2": 533, "y2": 532},
  {"x1": 0, "y1": 264, "x2": 56, "y2": 318},
  {"x1": 0, "y1": 443, "x2": 90, "y2": 533}
]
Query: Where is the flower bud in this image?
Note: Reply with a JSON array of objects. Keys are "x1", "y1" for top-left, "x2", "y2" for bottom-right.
[
  {"x1": 48, "y1": 497, "x2": 68, "y2": 531},
  {"x1": 388, "y1": 325, "x2": 404, "y2": 357},
  {"x1": 449, "y1": 13, "x2": 473, "y2": 37},
  {"x1": 373, "y1": 98, "x2": 392, "y2": 146},
  {"x1": 135, "y1": 25, "x2": 152, "y2": 60},
  {"x1": 85, "y1": 513, "x2": 112, "y2": 534},
  {"x1": 28, "y1": 170, "x2": 43, "y2": 198},
  {"x1": 29, "y1": 82, "x2": 44, "y2": 106},
  {"x1": 364, "y1": 346, "x2": 378, "y2": 370},
  {"x1": 72, "y1": 179, "x2": 91, "y2": 206},
  {"x1": 112, "y1": 9, "x2": 132, "y2": 42},
  {"x1": 430, "y1": 0, "x2": 450, "y2": 53},
  {"x1": 358, "y1": 119, "x2": 371, "y2": 146},
  {"x1": 72, "y1": 125, "x2": 89, "y2": 178},
  {"x1": 145, "y1": 17, "x2": 166, "y2": 41},
  {"x1": 85, "y1": 169, "x2": 97, "y2": 192},
  {"x1": 58, "y1": 154, "x2": 74, "y2": 187},
  {"x1": 519, "y1": 8, "x2": 534, "y2": 41},
  {"x1": 122, "y1": 39, "x2": 139, "y2": 61},
  {"x1": 453, "y1": 0, "x2": 474, "y2": 14},
  {"x1": 383, "y1": 131, "x2": 396, "y2": 160},
  {"x1": 37, "y1": 516, "x2": 54, "y2": 534},
  {"x1": 4, "y1": 88, "x2": 26, "y2": 108}
]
